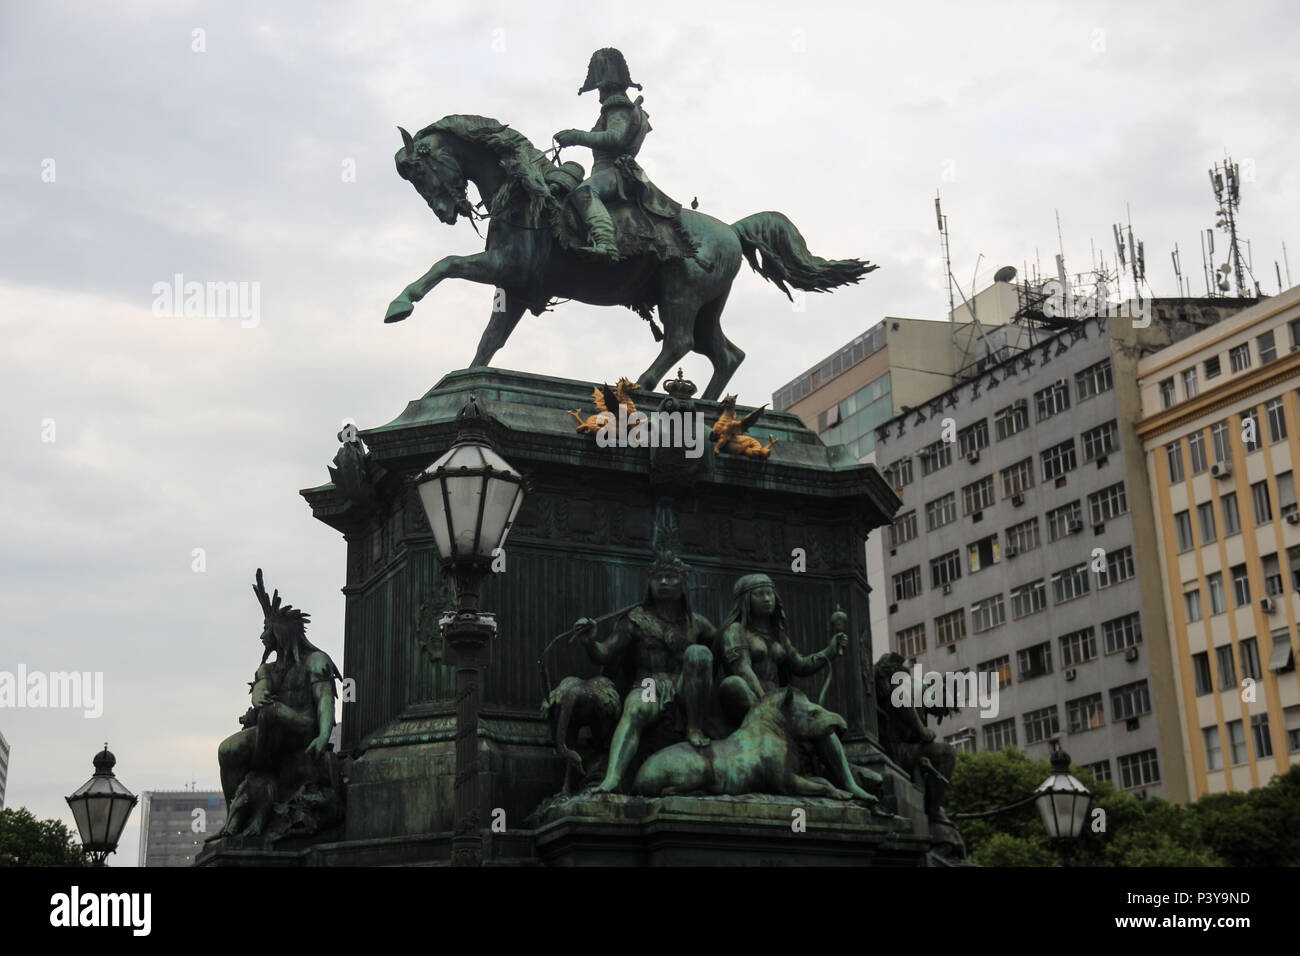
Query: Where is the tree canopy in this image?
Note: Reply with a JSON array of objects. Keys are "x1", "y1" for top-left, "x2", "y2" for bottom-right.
[{"x1": 0, "y1": 807, "x2": 91, "y2": 867}]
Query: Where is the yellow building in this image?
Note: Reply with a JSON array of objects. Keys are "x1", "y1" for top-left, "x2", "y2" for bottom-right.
[{"x1": 1137, "y1": 285, "x2": 1300, "y2": 797}]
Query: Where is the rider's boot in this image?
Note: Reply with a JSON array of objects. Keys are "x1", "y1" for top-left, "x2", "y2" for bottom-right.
[{"x1": 581, "y1": 203, "x2": 620, "y2": 260}]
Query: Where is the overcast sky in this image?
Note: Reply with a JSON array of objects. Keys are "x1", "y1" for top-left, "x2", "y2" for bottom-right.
[{"x1": 1, "y1": 1, "x2": 1296, "y2": 864}]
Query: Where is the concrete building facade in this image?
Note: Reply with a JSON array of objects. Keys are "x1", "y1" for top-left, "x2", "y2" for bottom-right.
[
  {"x1": 1135, "y1": 285, "x2": 1300, "y2": 797},
  {"x1": 137, "y1": 790, "x2": 226, "y2": 867},
  {"x1": 873, "y1": 298, "x2": 1249, "y2": 801}
]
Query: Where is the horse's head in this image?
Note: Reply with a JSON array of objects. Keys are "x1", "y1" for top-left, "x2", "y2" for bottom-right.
[{"x1": 395, "y1": 126, "x2": 474, "y2": 226}]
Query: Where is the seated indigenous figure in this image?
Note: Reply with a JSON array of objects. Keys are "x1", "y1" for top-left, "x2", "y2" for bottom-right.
[
  {"x1": 576, "y1": 550, "x2": 717, "y2": 792},
  {"x1": 217, "y1": 569, "x2": 344, "y2": 841},
  {"x1": 717, "y1": 573, "x2": 879, "y2": 803}
]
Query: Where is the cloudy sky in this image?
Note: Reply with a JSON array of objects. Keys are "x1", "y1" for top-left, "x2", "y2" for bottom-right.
[{"x1": 1, "y1": 1, "x2": 1296, "y2": 863}]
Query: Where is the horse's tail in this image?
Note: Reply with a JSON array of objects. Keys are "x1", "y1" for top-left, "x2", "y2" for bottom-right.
[{"x1": 730, "y1": 212, "x2": 877, "y2": 299}]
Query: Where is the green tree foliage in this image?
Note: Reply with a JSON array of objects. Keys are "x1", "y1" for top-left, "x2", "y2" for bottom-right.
[
  {"x1": 946, "y1": 748, "x2": 1237, "y2": 867},
  {"x1": 0, "y1": 807, "x2": 91, "y2": 867}
]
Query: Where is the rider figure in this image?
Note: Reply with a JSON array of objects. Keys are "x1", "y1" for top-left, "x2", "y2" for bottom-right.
[{"x1": 553, "y1": 48, "x2": 653, "y2": 261}]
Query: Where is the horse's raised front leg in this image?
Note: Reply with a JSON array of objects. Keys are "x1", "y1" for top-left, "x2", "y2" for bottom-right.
[
  {"x1": 471, "y1": 293, "x2": 528, "y2": 367},
  {"x1": 384, "y1": 251, "x2": 506, "y2": 323}
]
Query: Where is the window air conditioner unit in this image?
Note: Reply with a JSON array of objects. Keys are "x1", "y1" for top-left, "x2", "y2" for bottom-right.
[
  {"x1": 1093, "y1": 523, "x2": 1105, "y2": 535},
  {"x1": 1064, "y1": 668, "x2": 1077, "y2": 681},
  {"x1": 1012, "y1": 493, "x2": 1025, "y2": 507},
  {"x1": 943, "y1": 584, "x2": 952, "y2": 595},
  {"x1": 1261, "y1": 596, "x2": 1276, "y2": 614},
  {"x1": 1125, "y1": 645, "x2": 1140, "y2": 662},
  {"x1": 1125, "y1": 717, "x2": 1141, "y2": 731},
  {"x1": 1286, "y1": 513, "x2": 1300, "y2": 526},
  {"x1": 1068, "y1": 520, "x2": 1084, "y2": 534},
  {"x1": 1096, "y1": 455, "x2": 1109, "y2": 468},
  {"x1": 947, "y1": 643, "x2": 957, "y2": 654},
  {"x1": 967, "y1": 451, "x2": 980, "y2": 464},
  {"x1": 1006, "y1": 545, "x2": 1019, "y2": 558},
  {"x1": 1211, "y1": 462, "x2": 1232, "y2": 479}
]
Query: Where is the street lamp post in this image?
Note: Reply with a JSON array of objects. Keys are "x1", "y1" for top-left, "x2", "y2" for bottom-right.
[
  {"x1": 65, "y1": 745, "x2": 138, "y2": 867},
  {"x1": 951, "y1": 747, "x2": 1093, "y2": 866},
  {"x1": 415, "y1": 394, "x2": 525, "y2": 867}
]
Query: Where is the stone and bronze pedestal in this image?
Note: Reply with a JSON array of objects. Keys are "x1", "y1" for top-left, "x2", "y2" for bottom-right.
[{"x1": 200, "y1": 366, "x2": 952, "y2": 866}]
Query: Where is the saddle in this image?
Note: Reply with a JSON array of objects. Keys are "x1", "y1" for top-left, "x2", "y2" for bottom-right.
[{"x1": 545, "y1": 160, "x2": 700, "y2": 263}]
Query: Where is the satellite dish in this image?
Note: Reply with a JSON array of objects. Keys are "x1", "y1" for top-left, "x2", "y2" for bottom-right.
[{"x1": 993, "y1": 266, "x2": 1018, "y2": 283}]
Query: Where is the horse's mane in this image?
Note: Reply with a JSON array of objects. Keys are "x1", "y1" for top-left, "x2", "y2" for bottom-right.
[{"x1": 420, "y1": 114, "x2": 554, "y2": 224}]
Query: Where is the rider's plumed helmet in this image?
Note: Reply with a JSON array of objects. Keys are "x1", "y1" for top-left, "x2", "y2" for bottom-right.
[{"x1": 579, "y1": 48, "x2": 642, "y2": 94}]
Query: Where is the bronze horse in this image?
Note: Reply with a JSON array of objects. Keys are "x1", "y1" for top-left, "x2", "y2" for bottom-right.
[{"x1": 385, "y1": 115, "x2": 876, "y2": 400}]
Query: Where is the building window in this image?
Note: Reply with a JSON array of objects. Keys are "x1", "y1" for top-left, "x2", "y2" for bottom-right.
[
  {"x1": 893, "y1": 567, "x2": 921, "y2": 602},
  {"x1": 1102, "y1": 613, "x2": 1143, "y2": 653},
  {"x1": 1258, "y1": 330, "x2": 1277, "y2": 364},
  {"x1": 1174, "y1": 510, "x2": 1194, "y2": 551},
  {"x1": 926, "y1": 493, "x2": 957, "y2": 531},
  {"x1": 1240, "y1": 637, "x2": 1262, "y2": 681},
  {"x1": 1017, "y1": 641, "x2": 1053, "y2": 680},
  {"x1": 1166, "y1": 441, "x2": 1184, "y2": 482},
  {"x1": 889, "y1": 510, "x2": 918, "y2": 548},
  {"x1": 1205, "y1": 355, "x2": 1222, "y2": 379},
  {"x1": 1118, "y1": 749, "x2": 1161, "y2": 789},
  {"x1": 977, "y1": 655, "x2": 1012, "y2": 688},
  {"x1": 888, "y1": 457, "x2": 913, "y2": 490},
  {"x1": 1221, "y1": 492, "x2": 1242, "y2": 535},
  {"x1": 1241, "y1": 408, "x2": 1261, "y2": 452},
  {"x1": 1193, "y1": 651, "x2": 1213, "y2": 695},
  {"x1": 1285, "y1": 705, "x2": 1300, "y2": 753},
  {"x1": 1277, "y1": 471, "x2": 1297, "y2": 518},
  {"x1": 1060, "y1": 626, "x2": 1097, "y2": 666},
  {"x1": 1024, "y1": 706, "x2": 1061, "y2": 744},
  {"x1": 1000, "y1": 458, "x2": 1034, "y2": 498},
  {"x1": 945, "y1": 730, "x2": 977, "y2": 755},
  {"x1": 967, "y1": 534, "x2": 1000, "y2": 573},
  {"x1": 896, "y1": 623, "x2": 926, "y2": 659},
  {"x1": 1076, "y1": 359, "x2": 1114, "y2": 400},
  {"x1": 1088, "y1": 760, "x2": 1112, "y2": 783},
  {"x1": 1185, "y1": 587, "x2": 1203, "y2": 622},
  {"x1": 962, "y1": 476, "x2": 995, "y2": 515},
  {"x1": 1208, "y1": 572, "x2": 1227, "y2": 614},
  {"x1": 1041, "y1": 439, "x2": 1078, "y2": 481},
  {"x1": 1088, "y1": 483, "x2": 1128, "y2": 526},
  {"x1": 1067, "y1": 694, "x2": 1105, "y2": 734},
  {"x1": 958, "y1": 420, "x2": 989, "y2": 457},
  {"x1": 1110, "y1": 680, "x2": 1151, "y2": 721},
  {"x1": 1052, "y1": 564, "x2": 1090, "y2": 603},
  {"x1": 1252, "y1": 480, "x2": 1273, "y2": 525},
  {"x1": 1229, "y1": 343, "x2": 1252, "y2": 373},
  {"x1": 1216, "y1": 644, "x2": 1237, "y2": 690},
  {"x1": 971, "y1": 594, "x2": 1006, "y2": 633},
  {"x1": 1252, "y1": 713, "x2": 1273, "y2": 759},
  {"x1": 1188, "y1": 431, "x2": 1208, "y2": 473},
  {"x1": 1231, "y1": 564, "x2": 1251, "y2": 607},
  {"x1": 919, "y1": 440, "x2": 953, "y2": 475},
  {"x1": 1227, "y1": 719, "x2": 1247, "y2": 764},
  {"x1": 1097, "y1": 546, "x2": 1136, "y2": 588},
  {"x1": 1198, "y1": 501, "x2": 1217, "y2": 543},
  {"x1": 1047, "y1": 501, "x2": 1083, "y2": 541},
  {"x1": 1081, "y1": 420, "x2": 1119, "y2": 462},
  {"x1": 1266, "y1": 397, "x2": 1288, "y2": 443},
  {"x1": 1203, "y1": 726, "x2": 1223, "y2": 772},
  {"x1": 994, "y1": 399, "x2": 1029, "y2": 440},
  {"x1": 935, "y1": 609, "x2": 966, "y2": 646},
  {"x1": 930, "y1": 550, "x2": 962, "y2": 589},
  {"x1": 1210, "y1": 420, "x2": 1231, "y2": 463},
  {"x1": 984, "y1": 718, "x2": 1017, "y2": 751},
  {"x1": 1035, "y1": 380, "x2": 1071, "y2": 421},
  {"x1": 1004, "y1": 517, "x2": 1041, "y2": 555},
  {"x1": 1182, "y1": 367, "x2": 1199, "y2": 398},
  {"x1": 1158, "y1": 378, "x2": 1175, "y2": 409},
  {"x1": 1010, "y1": 579, "x2": 1047, "y2": 619},
  {"x1": 1263, "y1": 553, "x2": 1284, "y2": 595}
]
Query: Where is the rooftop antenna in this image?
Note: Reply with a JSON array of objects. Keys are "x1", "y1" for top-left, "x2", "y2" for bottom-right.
[
  {"x1": 1200, "y1": 229, "x2": 1213, "y2": 297},
  {"x1": 1171, "y1": 243, "x2": 1184, "y2": 297},
  {"x1": 936, "y1": 191, "x2": 958, "y2": 379},
  {"x1": 1209, "y1": 155, "x2": 1255, "y2": 297},
  {"x1": 1284, "y1": 241, "x2": 1292, "y2": 288}
]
